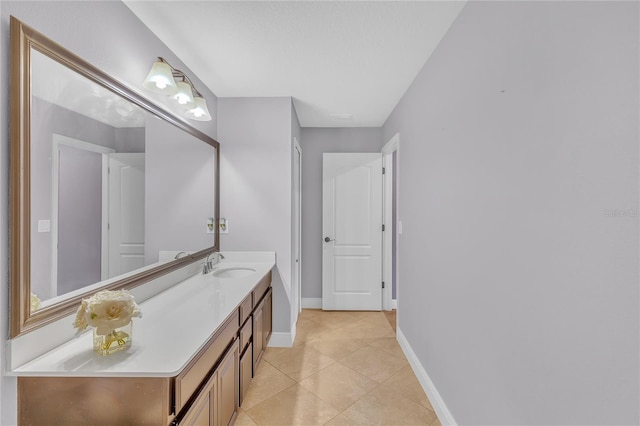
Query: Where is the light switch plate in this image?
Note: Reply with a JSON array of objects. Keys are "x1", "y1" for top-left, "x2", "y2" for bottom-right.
[{"x1": 38, "y1": 220, "x2": 51, "y2": 233}]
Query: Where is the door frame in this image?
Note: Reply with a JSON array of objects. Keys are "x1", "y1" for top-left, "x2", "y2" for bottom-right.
[
  {"x1": 51, "y1": 134, "x2": 114, "y2": 294},
  {"x1": 381, "y1": 133, "x2": 399, "y2": 312},
  {"x1": 292, "y1": 137, "x2": 302, "y2": 325}
]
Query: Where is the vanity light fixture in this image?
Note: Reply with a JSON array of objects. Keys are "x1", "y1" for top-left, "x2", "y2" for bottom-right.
[{"x1": 143, "y1": 57, "x2": 211, "y2": 121}]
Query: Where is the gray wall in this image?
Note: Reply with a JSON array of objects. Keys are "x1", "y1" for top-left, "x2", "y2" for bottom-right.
[
  {"x1": 383, "y1": 1, "x2": 639, "y2": 424},
  {"x1": 0, "y1": 2, "x2": 218, "y2": 424},
  {"x1": 217, "y1": 97, "x2": 294, "y2": 335},
  {"x1": 145, "y1": 114, "x2": 216, "y2": 263},
  {"x1": 299, "y1": 128, "x2": 384, "y2": 299}
]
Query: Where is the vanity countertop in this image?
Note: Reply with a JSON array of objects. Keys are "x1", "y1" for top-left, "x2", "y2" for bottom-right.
[{"x1": 11, "y1": 254, "x2": 275, "y2": 377}]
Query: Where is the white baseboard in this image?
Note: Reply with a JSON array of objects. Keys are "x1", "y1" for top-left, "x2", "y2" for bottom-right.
[
  {"x1": 267, "y1": 332, "x2": 294, "y2": 347},
  {"x1": 396, "y1": 327, "x2": 457, "y2": 426},
  {"x1": 302, "y1": 298, "x2": 322, "y2": 309},
  {"x1": 304, "y1": 298, "x2": 395, "y2": 310}
]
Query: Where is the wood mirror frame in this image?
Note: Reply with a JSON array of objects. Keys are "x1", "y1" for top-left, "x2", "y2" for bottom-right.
[{"x1": 9, "y1": 16, "x2": 220, "y2": 338}]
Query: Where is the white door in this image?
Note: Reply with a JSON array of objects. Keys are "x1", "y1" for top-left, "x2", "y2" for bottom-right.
[
  {"x1": 322, "y1": 153, "x2": 383, "y2": 310},
  {"x1": 293, "y1": 140, "x2": 302, "y2": 317},
  {"x1": 108, "y1": 153, "x2": 145, "y2": 277}
]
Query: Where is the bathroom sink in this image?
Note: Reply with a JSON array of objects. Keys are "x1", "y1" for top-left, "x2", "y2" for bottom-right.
[{"x1": 212, "y1": 267, "x2": 257, "y2": 279}]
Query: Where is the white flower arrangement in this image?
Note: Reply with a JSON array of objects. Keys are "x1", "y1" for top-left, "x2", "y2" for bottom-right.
[
  {"x1": 73, "y1": 289, "x2": 142, "y2": 336},
  {"x1": 30, "y1": 292, "x2": 41, "y2": 311}
]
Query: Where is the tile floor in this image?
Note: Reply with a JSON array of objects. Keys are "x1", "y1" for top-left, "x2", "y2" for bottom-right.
[{"x1": 236, "y1": 309, "x2": 440, "y2": 426}]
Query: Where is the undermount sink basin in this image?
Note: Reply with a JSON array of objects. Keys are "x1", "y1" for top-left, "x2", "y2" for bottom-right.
[{"x1": 212, "y1": 267, "x2": 257, "y2": 279}]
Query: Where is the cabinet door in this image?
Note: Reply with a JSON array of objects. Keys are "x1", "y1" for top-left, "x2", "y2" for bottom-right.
[
  {"x1": 217, "y1": 340, "x2": 239, "y2": 426},
  {"x1": 263, "y1": 288, "x2": 272, "y2": 347},
  {"x1": 239, "y1": 342, "x2": 253, "y2": 406},
  {"x1": 179, "y1": 372, "x2": 217, "y2": 426},
  {"x1": 253, "y1": 302, "x2": 264, "y2": 371}
]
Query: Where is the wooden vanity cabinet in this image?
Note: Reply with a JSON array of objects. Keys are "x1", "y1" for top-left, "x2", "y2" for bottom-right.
[
  {"x1": 17, "y1": 272, "x2": 273, "y2": 426},
  {"x1": 179, "y1": 338, "x2": 238, "y2": 426},
  {"x1": 238, "y1": 296, "x2": 254, "y2": 407},
  {"x1": 180, "y1": 370, "x2": 218, "y2": 426},
  {"x1": 253, "y1": 299, "x2": 265, "y2": 370},
  {"x1": 252, "y1": 287, "x2": 273, "y2": 372},
  {"x1": 239, "y1": 342, "x2": 253, "y2": 405},
  {"x1": 216, "y1": 339, "x2": 239, "y2": 426},
  {"x1": 263, "y1": 288, "x2": 273, "y2": 345}
]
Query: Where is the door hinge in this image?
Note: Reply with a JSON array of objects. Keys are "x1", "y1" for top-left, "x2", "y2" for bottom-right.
[
  {"x1": 382, "y1": 281, "x2": 385, "y2": 289},
  {"x1": 382, "y1": 167, "x2": 386, "y2": 174},
  {"x1": 382, "y1": 224, "x2": 385, "y2": 232}
]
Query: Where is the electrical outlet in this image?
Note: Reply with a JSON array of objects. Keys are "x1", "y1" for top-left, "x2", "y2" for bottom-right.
[{"x1": 219, "y1": 218, "x2": 229, "y2": 234}]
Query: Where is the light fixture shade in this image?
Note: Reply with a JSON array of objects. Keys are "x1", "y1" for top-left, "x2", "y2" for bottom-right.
[
  {"x1": 172, "y1": 81, "x2": 196, "y2": 109},
  {"x1": 185, "y1": 96, "x2": 212, "y2": 121},
  {"x1": 143, "y1": 60, "x2": 178, "y2": 95}
]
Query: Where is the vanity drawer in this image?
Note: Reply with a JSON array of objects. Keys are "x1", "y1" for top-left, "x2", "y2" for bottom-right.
[
  {"x1": 175, "y1": 310, "x2": 239, "y2": 413},
  {"x1": 239, "y1": 295, "x2": 252, "y2": 326},
  {"x1": 252, "y1": 272, "x2": 271, "y2": 308},
  {"x1": 239, "y1": 318, "x2": 252, "y2": 350}
]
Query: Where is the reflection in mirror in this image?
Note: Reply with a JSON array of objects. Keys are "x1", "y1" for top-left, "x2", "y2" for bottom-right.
[{"x1": 28, "y1": 49, "x2": 217, "y2": 312}]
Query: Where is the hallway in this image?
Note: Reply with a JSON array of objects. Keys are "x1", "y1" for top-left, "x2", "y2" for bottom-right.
[{"x1": 236, "y1": 310, "x2": 440, "y2": 425}]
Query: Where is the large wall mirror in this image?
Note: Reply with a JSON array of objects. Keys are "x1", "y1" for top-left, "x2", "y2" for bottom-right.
[{"x1": 10, "y1": 17, "x2": 220, "y2": 337}]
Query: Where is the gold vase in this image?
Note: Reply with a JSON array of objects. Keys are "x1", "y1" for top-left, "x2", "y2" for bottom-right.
[{"x1": 93, "y1": 322, "x2": 132, "y2": 356}]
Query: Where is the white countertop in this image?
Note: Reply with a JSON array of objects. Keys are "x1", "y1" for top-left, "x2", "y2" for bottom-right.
[{"x1": 12, "y1": 256, "x2": 274, "y2": 377}]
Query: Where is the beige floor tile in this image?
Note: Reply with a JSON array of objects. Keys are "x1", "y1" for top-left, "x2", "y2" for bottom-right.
[
  {"x1": 382, "y1": 329, "x2": 397, "y2": 338},
  {"x1": 430, "y1": 417, "x2": 442, "y2": 426},
  {"x1": 383, "y1": 310, "x2": 396, "y2": 330},
  {"x1": 298, "y1": 363, "x2": 378, "y2": 411},
  {"x1": 323, "y1": 413, "x2": 360, "y2": 426},
  {"x1": 369, "y1": 336, "x2": 406, "y2": 359},
  {"x1": 240, "y1": 360, "x2": 296, "y2": 410},
  {"x1": 299, "y1": 309, "x2": 323, "y2": 319},
  {"x1": 262, "y1": 347, "x2": 290, "y2": 363},
  {"x1": 306, "y1": 311, "x2": 363, "y2": 329},
  {"x1": 350, "y1": 311, "x2": 389, "y2": 323},
  {"x1": 303, "y1": 329, "x2": 366, "y2": 359},
  {"x1": 383, "y1": 365, "x2": 433, "y2": 410},
  {"x1": 267, "y1": 346, "x2": 335, "y2": 381},
  {"x1": 341, "y1": 385, "x2": 437, "y2": 426},
  {"x1": 339, "y1": 320, "x2": 393, "y2": 340},
  {"x1": 245, "y1": 384, "x2": 339, "y2": 426},
  {"x1": 339, "y1": 346, "x2": 407, "y2": 383},
  {"x1": 360, "y1": 312, "x2": 395, "y2": 328},
  {"x1": 235, "y1": 409, "x2": 258, "y2": 426},
  {"x1": 294, "y1": 319, "x2": 334, "y2": 343}
]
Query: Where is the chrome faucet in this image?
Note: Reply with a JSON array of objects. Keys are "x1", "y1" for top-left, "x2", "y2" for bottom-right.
[
  {"x1": 203, "y1": 252, "x2": 224, "y2": 274},
  {"x1": 174, "y1": 251, "x2": 188, "y2": 260}
]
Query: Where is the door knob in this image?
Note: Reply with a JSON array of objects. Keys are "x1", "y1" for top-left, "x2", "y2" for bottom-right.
[{"x1": 324, "y1": 237, "x2": 334, "y2": 243}]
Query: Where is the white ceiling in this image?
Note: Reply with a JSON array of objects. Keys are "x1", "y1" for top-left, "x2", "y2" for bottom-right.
[{"x1": 124, "y1": 1, "x2": 466, "y2": 128}]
